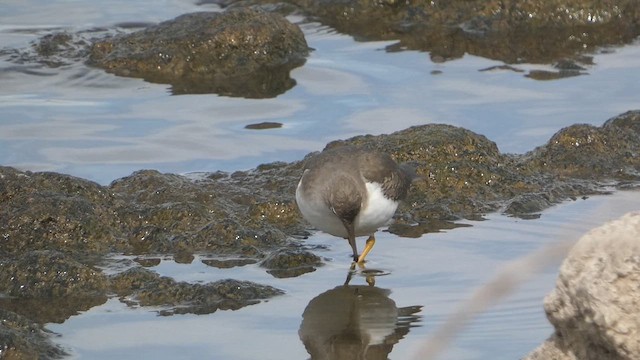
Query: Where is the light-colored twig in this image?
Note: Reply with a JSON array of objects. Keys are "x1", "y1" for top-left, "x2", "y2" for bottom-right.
[{"x1": 413, "y1": 238, "x2": 575, "y2": 360}]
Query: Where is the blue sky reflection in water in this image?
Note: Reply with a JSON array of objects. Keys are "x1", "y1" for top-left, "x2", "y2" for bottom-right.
[
  {"x1": 1, "y1": 1, "x2": 640, "y2": 359},
  {"x1": 1, "y1": 2, "x2": 640, "y2": 184}
]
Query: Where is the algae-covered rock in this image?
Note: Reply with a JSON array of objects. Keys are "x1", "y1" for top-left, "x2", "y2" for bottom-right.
[
  {"x1": 523, "y1": 110, "x2": 640, "y2": 179},
  {"x1": 110, "y1": 267, "x2": 283, "y2": 315},
  {"x1": 88, "y1": 8, "x2": 309, "y2": 97},
  {"x1": 0, "y1": 167, "x2": 125, "y2": 256},
  {"x1": 109, "y1": 169, "x2": 298, "y2": 256},
  {"x1": 0, "y1": 250, "x2": 108, "y2": 298},
  {"x1": 0, "y1": 250, "x2": 109, "y2": 324},
  {"x1": 261, "y1": 248, "x2": 323, "y2": 278}
]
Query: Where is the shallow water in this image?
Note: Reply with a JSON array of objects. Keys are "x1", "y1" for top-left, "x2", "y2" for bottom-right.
[
  {"x1": 1, "y1": 1, "x2": 640, "y2": 359},
  {"x1": 47, "y1": 190, "x2": 640, "y2": 359}
]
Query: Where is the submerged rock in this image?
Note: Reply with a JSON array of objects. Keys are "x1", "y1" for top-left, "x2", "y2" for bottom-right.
[
  {"x1": 88, "y1": 8, "x2": 309, "y2": 97},
  {"x1": 0, "y1": 250, "x2": 109, "y2": 324},
  {"x1": 524, "y1": 211, "x2": 640, "y2": 360},
  {"x1": 202, "y1": 257, "x2": 258, "y2": 268},
  {"x1": 261, "y1": 248, "x2": 323, "y2": 278},
  {"x1": 110, "y1": 267, "x2": 283, "y2": 315},
  {"x1": 0, "y1": 309, "x2": 66, "y2": 359}
]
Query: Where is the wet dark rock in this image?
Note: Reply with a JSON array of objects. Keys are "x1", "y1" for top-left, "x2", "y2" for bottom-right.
[
  {"x1": 3, "y1": 0, "x2": 639, "y2": 100},
  {"x1": 504, "y1": 193, "x2": 552, "y2": 219},
  {"x1": 249, "y1": 199, "x2": 301, "y2": 228},
  {"x1": 2, "y1": 31, "x2": 92, "y2": 68},
  {"x1": 244, "y1": 121, "x2": 284, "y2": 130},
  {"x1": 555, "y1": 59, "x2": 588, "y2": 71},
  {"x1": 503, "y1": 179, "x2": 605, "y2": 219},
  {"x1": 109, "y1": 267, "x2": 283, "y2": 315},
  {"x1": 0, "y1": 309, "x2": 67, "y2": 359},
  {"x1": 261, "y1": 248, "x2": 323, "y2": 278},
  {"x1": 133, "y1": 257, "x2": 162, "y2": 267},
  {"x1": 525, "y1": 69, "x2": 585, "y2": 80},
  {"x1": 0, "y1": 250, "x2": 108, "y2": 324},
  {"x1": 478, "y1": 64, "x2": 525, "y2": 73},
  {"x1": 0, "y1": 295, "x2": 107, "y2": 325},
  {"x1": 1, "y1": 112, "x2": 638, "y2": 262},
  {"x1": 202, "y1": 257, "x2": 258, "y2": 268},
  {"x1": 173, "y1": 251, "x2": 196, "y2": 264},
  {"x1": 88, "y1": 8, "x2": 309, "y2": 97},
  {"x1": 226, "y1": 0, "x2": 640, "y2": 65},
  {"x1": 34, "y1": 33, "x2": 72, "y2": 57}
]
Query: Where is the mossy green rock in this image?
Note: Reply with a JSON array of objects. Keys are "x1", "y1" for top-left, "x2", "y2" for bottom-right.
[{"x1": 88, "y1": 8, "x2": 309, "y2": 97}]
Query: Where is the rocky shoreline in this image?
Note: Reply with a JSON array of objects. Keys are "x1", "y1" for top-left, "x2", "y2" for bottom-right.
[{"x1": 1, "y1": 110, "x2": 639, "y2": 358}]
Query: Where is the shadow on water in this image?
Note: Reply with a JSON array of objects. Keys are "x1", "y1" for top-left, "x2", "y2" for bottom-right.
[{"x1": 299, "y1": 278, "x2": 422, "y2": 360}]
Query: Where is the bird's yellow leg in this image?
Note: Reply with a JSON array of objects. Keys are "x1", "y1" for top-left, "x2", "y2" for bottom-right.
[
  {"x1": 356, "y1": 234, "x2": 376, "y2": 264},
  {"x1": 345, "y1": 261, "x2": 360, "y2": 285},
  {"x1": 345, "y1": 261, "x2": 375, "y2": 286}
]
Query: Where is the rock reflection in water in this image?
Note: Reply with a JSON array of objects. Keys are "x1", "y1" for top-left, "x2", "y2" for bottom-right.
[{"x1": 299, "y1": 284, "x2": 422, "y2": 360}]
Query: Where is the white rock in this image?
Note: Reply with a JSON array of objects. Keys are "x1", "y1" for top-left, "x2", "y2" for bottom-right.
[{"x1": 525, "y1": 211, "x2": 640, "y2": 360}]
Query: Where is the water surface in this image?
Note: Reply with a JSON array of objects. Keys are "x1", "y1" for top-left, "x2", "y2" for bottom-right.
[
  {"x1": 1, "y1": 1, "x2": 640, "y2": 359},
  {"x1": 1, "y1": 1, "x2": 640, "y2": 184},
  {"x1": 47, "y1": 190, "x2": 640, "y2": 359}
]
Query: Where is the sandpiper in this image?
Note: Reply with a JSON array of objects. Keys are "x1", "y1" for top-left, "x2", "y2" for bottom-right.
[{"x1": 295, "y1": 145, "x2": 414, "y2": 264}]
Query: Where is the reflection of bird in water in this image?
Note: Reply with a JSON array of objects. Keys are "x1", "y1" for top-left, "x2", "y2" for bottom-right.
[
  {"x1": 299, "y1": 285, "x2": 422, "y2": 360},
  {"x1": 296, "y1": 146, "x2": 415, "y2": 265}
]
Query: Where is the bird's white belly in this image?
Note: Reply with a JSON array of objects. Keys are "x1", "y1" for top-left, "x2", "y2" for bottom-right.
[{"x1": 353, "y1": 182, "x2": 398, "y2": 236}]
